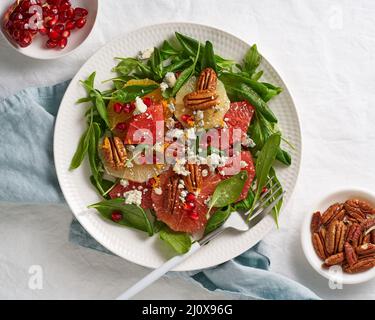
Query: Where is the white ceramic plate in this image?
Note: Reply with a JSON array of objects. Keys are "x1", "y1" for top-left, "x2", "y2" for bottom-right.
[
  {"x1": 54, "y1": 23, "x2": 302, "y2": 271},
  {"x1": 301, "y1": 188, "x2": 375, "y2": 284},
  {"x1": 1, "y1": 0, "x2": 98, "y2": 60}
]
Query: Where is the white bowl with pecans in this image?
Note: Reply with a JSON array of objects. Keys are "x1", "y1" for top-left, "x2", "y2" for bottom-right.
[{"x1": 301, "y1": 188, "x2": 375, "y2": 284}]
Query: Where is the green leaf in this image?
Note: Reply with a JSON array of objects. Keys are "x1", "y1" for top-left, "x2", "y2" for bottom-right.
[
  {"x1": 159, "y1": 226, "x2": 192, "y2": 254},
  {"x1": 111, "y1": 84, "x2": 159, "y2": 103},
  {"x1": 251, "y1": 70, "x2": 263, "y2": 81},
  {"x1": 150, "y1": 47, "x2": 163, "y2": 80},
  {"x1": 244, "y1": 44, "x2": 261, "y2": 76},
  {"x1": 69, "y1": 125, "x2": 92, "y2": 170},
  {"x1": 94, "y1": 93, "x2": 110, "y2": 128},
  {"x1": 163, "y1": 58, "x2": 191, "y2": 74},
  {"x1": 175, "y1": 32, "x2": 202, "y2": 59},
  {"x1": 208, "y1": 170, "x2": 248, "y2": 212},
  {"x1": 249, "y1": 134, "x2": 281, "y2": 218},
  {"x1": 88, "y1": 123, "x2": 101, "y2": 178},
  {"x1": 276, "y1": 148, "x2": 292, "y2": 166},
  {"x1": 201, "y1": 40, "x2": 217, "y2": 73},
  {"x1": 234, "y1": 189, "x2": 255, "y2": 211},
  {"x1": 89, "y1": 199, "x2": 154, "y2": 236},
  {"x1": 268, "y1": 167, "x2": 283, "y2": 227},
  {"x1": 171, "y1": 43, "x2": 201, "y2": 96},
  {"x1": 160, "y1": 40, "x2": 181, "y2": 59},
  {"x1": 113, "y1": 57, "x2": 153, "y2": 79},
  {"x1": 204, "y1": 206, "x2": 232, "y2": 235}
]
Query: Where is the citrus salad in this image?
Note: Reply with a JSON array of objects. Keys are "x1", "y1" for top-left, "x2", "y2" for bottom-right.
[{"x1": 70, "y1": 33, "x2": 291, "y2": 254}]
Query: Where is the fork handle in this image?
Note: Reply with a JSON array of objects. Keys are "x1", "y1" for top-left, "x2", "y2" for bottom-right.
[{"x1": 116, "y1": 242, "x2": 201, "y2": 300}]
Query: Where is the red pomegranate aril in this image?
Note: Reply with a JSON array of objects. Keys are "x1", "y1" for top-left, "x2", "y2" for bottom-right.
[
  {"x1": 111, "y1": 211, "x2": 123, "y2": 222},
  {"x1": 39, "y1": 25, "x2": 48, "y2": 35},
  {"x1": 116, "y1": 122, "x2": 127, "y2": 131},
  {"x1": 49, "y1": 5, "x2": 59, "y2": 15},
  {"x1": 143, "y1": 97, "x2": 152, "y2": 108},
  {"x1": 66, "y1": 7, "x2": 74, "y2": 19},
  {"x1": 75, "y1": 17, "x2": 86, "y2": 29},
  {"x1": 46, "y1": 39, "x2": 58, "y2": 48},
  {"x1": 65, "y1": 20, "x2": 75, "y2": 30},
  {"x1": 181, "y1": 114, "x2": 193, "y2": 123},
  {"x1": 74, "y1": 7, "x2": 88, "y2": 18},
  {"x1": 59, "y1": 1, "x2": 71, "y2": 12},
  {"x1": 18, "y1": 31, "x2": 32, "y2": 47},
  {"x1": 12, "y1": 29, "x2": 21, "y2": 41},
  {"x1": 53, "y1": 23, "x2": 65, "y2": 33},
  {"x1": 61, "y1": 29, "x2": 70, "y2": 38},
  {"x1": 58, "y1": 11, "x2": 68, "y2": 22},
  {"x1": 58, "y1": 37, "x2": 67, "y2": 49},
  {"x1": 45, "y1": 15, "x2": 58, "y2": 27},
  {"x1": 10, "y1": 12, "x2": 23, "y2": 21},
  {"x1": 48, "y1": 29, "x2": 60, "y2": 40},
  {"x1": 20, "y1": 0, "x2": 31, "y2": 11},
  {"x1": 113, "y1": 102, "x2": 123, "y2": 113},
  {"x1": 189, "y1": 211, "x2": 199, "y2": 220},
  {"x1": 184, "y1": 201, "x2": 196, "y2": 211},
  {"x1": 185, "y1": 192, "x2": 196, "y2": 202},
  {"x1": 261, "y1": 186, "x2": 268, "y2": 194},
  {"x1": 123, "y1": 103, "x2": 135, "y2": 113}
]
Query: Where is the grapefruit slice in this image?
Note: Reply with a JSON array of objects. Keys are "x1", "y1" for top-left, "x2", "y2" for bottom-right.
[
  {"x1": 109, "y1": 180, "x2": 152, "y2": 209},
  {"x1": 174, "y1": 76, "x2": 230, "y2": 129},
  {"x1": 151, "y1": 169, "x2": 208, "y2": 233}
]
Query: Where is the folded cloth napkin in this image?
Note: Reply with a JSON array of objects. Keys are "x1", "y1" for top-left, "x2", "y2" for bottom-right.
[{"x1": 0, "y1": 82, "x2": 319, "y2": 300}]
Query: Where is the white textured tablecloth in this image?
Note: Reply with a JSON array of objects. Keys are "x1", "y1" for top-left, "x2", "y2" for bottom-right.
[{"x1": 1, "y1": 0, "x2": 375, "y2": 299}]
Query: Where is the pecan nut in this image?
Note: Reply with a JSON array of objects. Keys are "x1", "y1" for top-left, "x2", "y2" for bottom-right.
[
  {"x1": 310, "y1": 211, "x2": 322, "y2": 233},
  {"x1": 344, "y1": 242, "x2": 358, "y2": 267},
  {"x1": 361, "y1": 218, "x2": 375, "y2": 233},
  {"x1": 183, "y1": 164, "x2": 202, "y2": 193},
  {"x1": 321, "y1": 203, "x2": 344, "y2": 226},
  {"x1": 101, "y1": 136, "x2": 127, "y2": 169},
  {"x1": 184, "y1": 90, "x2": 219, "y2": 111},
  {"x1": 324, "y1": 252, "x2": 344, "y2": 266},
  {"x1": 334, "y1": 221, "x2": 347, "y2": 253},
  {"x1": 197, "y1": 68, "x2": 217, "y2": 91},
  {"x1": 356, "y1": 243, "x2": 375, "y2": 257},
  {"x1": 344, "y1": 257, "x2": 375, "y2": 273},
  {"x1": 346, "y1": 223, "x2": 361, "y2": 247},
  {"x1": 325, "y1": 221, "x2": 339, "y2": 255},
  {"x1": 312, "y1": 232, "x2": 326, "y2": 260},
  {"x1": 166, "y1": 176, "x2": 179, "y2": 215},
  {"x1": 344, "y1": 199, "x2": 368, "y2": 222},
  {"x1": 362, "y1": 234, "x2": 371, "y2": 244},
  {"x1": 372, "y1": 230, "x2": 375, "y2": 244}
]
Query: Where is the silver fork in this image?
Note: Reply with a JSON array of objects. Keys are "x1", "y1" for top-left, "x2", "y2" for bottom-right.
[{"x1": 117, "y1": 176, "x2": 285, "y2": 300}]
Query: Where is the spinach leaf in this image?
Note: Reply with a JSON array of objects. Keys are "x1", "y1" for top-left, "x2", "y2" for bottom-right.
[
  {"x1": 268, "y1": 167, "x2": 283, "y2": 227},
  {"x1": 111, "y1": 84, "x2": 159, "y2": 103},
  {"x1": 163, "y1": 58, "x2": 191, "y2": 74},
  {"x1": 150, "y1": 47, "x2": 163, "y2": 80},
  {"x1": 215, "y1": 55, "x2": 236, "y2": 72},
  {"x1": 234, "y1": 188, "x2": 255, "y2": 211},
  {"x1": 208, "y1": 170, "x2": 248, "y2": 212},
  {"x1": 201, "y1": 40, "x2": 217, "y2": 73},
  {"x1": 204, "y1": 205, "x2": 232, "y2": 235},
  {"x1": 89, "y1": 176, "x2": 116, "y2": 200},
  {"x1": 159, "y1": 226, "x2": 192, "y2": 254},
  {"x1": 276, "y1": 148, "x2": 292, "y2": 166},
  {"x1": 248, "y1": 134, "x2": 280, "y2": 218},
  {"x1": 88, "y1": 122, "x2": 101, "y2": 179},
  {"x1": 113, "y1": 57, "x2": 153, "y2": 79},
  {"x1": 171, "y1": 43, "x2": 201, "y2": 96},
  {"x1": 160, "y1": 40, "x2": 181, "y2": 59},
  {"x1": 69, "y1": 125, "x2": 92, "y2": 170},
  {"x1": 244, "y1": 44, "x2": 261, "y2": 76},
  {"x1": 175, "y1": 32, "x2": 202, "y2": 59},
  {"x1": 89, "y1": 199, "x2": 154, "y2": 236},
  {"x1": 252, "y1": 70, "x2": 263, "y2": 81}
]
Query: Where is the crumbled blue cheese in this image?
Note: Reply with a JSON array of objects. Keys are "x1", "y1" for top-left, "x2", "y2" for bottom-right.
[
  {"x1": 123, "y1": 190, "x2": 142, "y2": 206},
  {"x1": 160, "y1": 82, "x2": 168, "y2": 92},
  {"x1": 196, "y1": 110, "x2": 204, "y2": 120},
  {"x1": 173, "y1": 159, "x2": 190, "y2": 176},
  {"x1": 207, "y1": 154, "x2": 228, "y2": 171},
  {"x1": 164, "y1": 72, "x2": 177, "y2": 88},
  {"x1": 120, "y1": 179, "x2": 129, "y2": 188},
  {"x1": 166, "y1": 117, "x2": 175, "y2": 129},
  {"x1": 201, "y1": 169, "x2": 208, "y2": 177},
  {"x1": 179, "y1": 190, "x2": 188, "y2": 202},
  {"x1": 168, "y1": 103, "x2": 175, "y2": 112},
  {"x1": 242, "y1": 136, "x2": 256, "y2": 148},
  {"x1": 240, "y1": 160, "x2": 247, "y2": 168},
  {"x1": 154, "y1": 187, "x2": 162, "y2": 195},
  {"x1": 138, "y1": 47, "x2": 154, "y2": 60},
  {"x1": 134, "y1": 97, "x2": 147, "y2": 115},
  {"x1": 186, "y1": 127, "x2": 196, "y2": 140},
  {"x1": 166, "y1": 128, "x2": 185, "y2": 140}
]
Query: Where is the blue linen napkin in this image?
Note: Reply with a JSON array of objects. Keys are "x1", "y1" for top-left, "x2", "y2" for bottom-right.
[{"x1": 0, "y1": 82, "x2": 319, "y2": 300}]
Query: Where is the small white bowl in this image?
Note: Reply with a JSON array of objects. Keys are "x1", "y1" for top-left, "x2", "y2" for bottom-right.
[
  {"x1": 1, "y1": 0, "x2": 98, "y2": 60},
  {"x1": 301, "y1": 188, "x2": 375, "y2": 285}
]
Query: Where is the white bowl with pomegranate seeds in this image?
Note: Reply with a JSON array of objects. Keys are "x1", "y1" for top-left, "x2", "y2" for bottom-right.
[
  {"x1": 1, "y1": 0, "x2": 98, "y2": 60},
  {"x1": 301, "y1": 188, "x2": 375, "y2": 284}
]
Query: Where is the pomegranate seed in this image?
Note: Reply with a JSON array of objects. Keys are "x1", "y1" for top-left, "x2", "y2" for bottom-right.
[
  {"x1": 143, "y1": 97, "x2": 152, "y2": 108},
  {"x1": 261, "y1": 186, "x2": 268, "y2": 194},
  {"x1": 48, "y1": 29, "x2": 60, "y2": 40},
  {"x1": 49, "y1": 5, "x2": 59, "y2": 15},
  {"x1": 184, "y1": 202, "x2": 196, "y2": 211},
  {"x1": 39, "y1": 25, "x2": 48, "y2": 35},
  {"x1": 58, "y1": 37, "x2": 67, "y2": 49},
  {"x1": 61, "y1": 29, "x2": 70, "y2": 38},
  {"x1": 75, "y1": 17, "x2": 86, "y2": 29},
  {"x1": 53, "y1": 23, "x2": 65, "y2": 33},
  {"x1": 12, "y1": 29, "x2": 21, "y2": 41},
  {"x1": 66, "y1": 7, "x2": 74, "y2": 19},
  {"x1": 45, "y1": 15, "x2": 58, "y2": 28},
  {"x1": 11, "y1": 12, "x2": 23, "y2": 21},
  {"x1": 18, "y1": 31, "x2": 32, "y2": 47},
  {"x1": 181, "y1": 114, "x2": 193, "y2": 123},
  {"x1": 65, "y1": 20, "x2": 75, "y2": 30},
  {"x1": 113, "y1": 102, "x2": 123, "y2": 113},
  {"x1": 59, "y1": 1, "x2": 71, "y2": 11},
  {"x1": 116, "y1": 122, "x2": 127, "y2": 131},
  {"x1": 46, "y1": 39, "x2": 58, "y2": 48},
  {"x1": 47, "y1": 0, "x2": 61, "y2": 5},
  {"x1": 20, "y1": 0, "x2": 31, "y2": 11},
  {"x1": 175, "y1": 71, "x2": 182, "y2": 78},
  {"x1": 58, "y1": 11, "x2": 68, "y2": 22},
  {"x1": 189, "y1": 211, "x2": 199, "y2": 220},
  {"x1": 74, "y1": 7, "x2": 88, "y2": 18},
  {"x1": 123, "y1": 103, "x2": 135, "y2": 113},
  {"x1": 186, "y1": 192, "x2": 196, "y2": 202},
  {"x1": 111, "y1": 211, "x2": 123, "y2": 222}
]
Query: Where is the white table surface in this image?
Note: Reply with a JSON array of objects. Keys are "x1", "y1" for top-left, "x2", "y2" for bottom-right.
[{"x1": 1, "y1": 0, "x2": 375, "y2": 300}]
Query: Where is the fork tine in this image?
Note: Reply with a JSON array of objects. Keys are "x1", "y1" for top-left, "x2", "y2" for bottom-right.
[
  {"x1": 243, "y1": 184, "x2": 282, "y2": 216},
  {"x1": 248, "y1": 191, "x2": 285, "y2": 222}
]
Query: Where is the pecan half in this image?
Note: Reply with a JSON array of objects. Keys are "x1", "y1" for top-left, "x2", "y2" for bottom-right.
[
  {"x1": 344, "y1": 199, "x2": 368, "y2": 222},
  {"x1": 344, "y1": 242, "x2": 358, "y2": 267},
  {"x1": 312, "y1": 232, "x2": 326, "y2": 260},
  {"x1": 325, "y1": 221, "x2": 338, "y2": 255},
  {"x1": 346, "y1": 223, "x2": 361, "y2": 247},
  {"x1": 310, "y1": 212, "x2": 322, "y2": 233},
  {"x1": 184, "y1": 90, "x2": 219, "y2": 111},
  {"x1": 356, "y1": 243, "x2": 375, "y2": 257},
  {"x1": 362, "y1": 234, "x2": 371, "y2": 245},
  {"x1": 166, "y1": 176, "x2": 179, "y2": 215},
  {"x1": 321, "y1": 203, "x2": 344, "y2": 226},
  {"x1": 372, "y1": 230, "x2": 375, "y2": 244},
  {"x1": 324, "y1": 252, "x2": 344, "y2": 266},
  {"x1": 344, "y1": 257, "x2": 375, "y2": 273},
  {"x1": 101, "y1": 136, "x2": 127, "y2": 169},
  {"x1": 334, "y1": 222, "x2": 347, "y2": 253},
  {"x1": 361, "y1": 218, "x2": 375, "y2": 233},
  {"x1": 347, "y1": 199, "x2": 375, "y2": 216},
  {"x1": 183, "y1": 164, "x2": 202, "y2": 193},
  {"x1": 197, "y1": 68, "x2": 217, "y2": 91}
]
